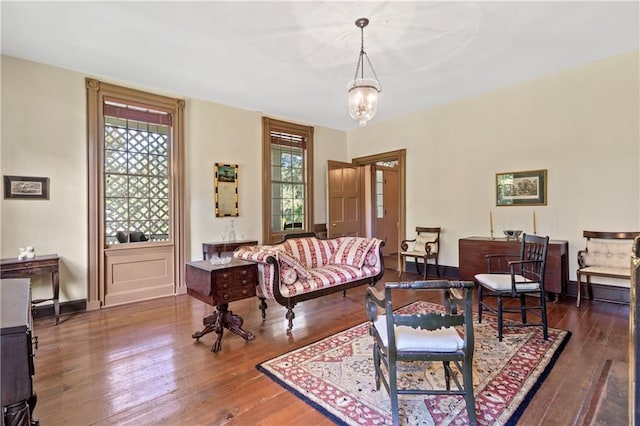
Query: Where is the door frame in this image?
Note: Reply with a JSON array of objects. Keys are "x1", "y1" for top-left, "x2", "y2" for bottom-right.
[{"x1": 352, "y1": 149, "x2": 406, "y2": 251}]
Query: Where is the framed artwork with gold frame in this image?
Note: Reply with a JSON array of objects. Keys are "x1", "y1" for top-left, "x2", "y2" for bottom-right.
[{"x1": 214, "y1": 163, "x2": 238, "y2": 217}]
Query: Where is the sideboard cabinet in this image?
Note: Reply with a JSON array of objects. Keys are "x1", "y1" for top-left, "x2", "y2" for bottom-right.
[
  {"x1": 458, "y1": 236, "x2": 569, "y2": 299},
  {"x1": 1, "y1": 279, "x2": 37, "y2": 426}
]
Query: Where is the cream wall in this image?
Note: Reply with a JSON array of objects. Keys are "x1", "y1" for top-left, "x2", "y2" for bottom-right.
[
  {"x1": 1, "y1": 55, "x2": 349, "y2": 304},
  {"x1": 3, "y1": 51, "x2": 637, "y2": 304},
  {"x1": 347, "y1": 51, "x2": 640, "y2": 280},
  {"x1": 1, "y1": 56, "x2": 88, "y2": 302},
  {"x1": 185, "y1": 102, "x2": 348, "y2": 261}
]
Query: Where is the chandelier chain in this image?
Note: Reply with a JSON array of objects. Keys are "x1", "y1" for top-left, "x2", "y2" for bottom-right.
[{"x1": 351, "y1": 21, "x2": 381, "y2": 90}]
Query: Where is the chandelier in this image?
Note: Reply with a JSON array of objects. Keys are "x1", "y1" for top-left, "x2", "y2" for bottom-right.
[{"x1": 347, "y1": 17, "x2": 382, "y2": 127}]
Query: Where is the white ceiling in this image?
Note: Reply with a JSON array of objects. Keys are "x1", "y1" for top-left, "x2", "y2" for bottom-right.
[{"x1": 1, "y1": 1, "x2": 638, "y2": 130}]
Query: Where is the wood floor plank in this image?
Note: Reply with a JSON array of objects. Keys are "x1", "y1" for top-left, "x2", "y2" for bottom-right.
[{"x1": 30, "y1": 270, "x2": 629, "y2": 425}]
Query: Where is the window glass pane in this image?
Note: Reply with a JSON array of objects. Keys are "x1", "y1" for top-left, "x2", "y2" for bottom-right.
[
  {"x1": 266, "y1": 122, "x2": 311, "y2": 240},
  {"x1": 103, "y1": 113, "x2": 170, "y2": 244}
]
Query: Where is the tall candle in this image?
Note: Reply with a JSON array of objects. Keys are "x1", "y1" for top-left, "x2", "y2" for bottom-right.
[
  {"x1": 490, "y1": 211, "x2": 494, "y2": 233},
  {"x1": 533, "y1": 211, "x2": 537, "y2": 234}
]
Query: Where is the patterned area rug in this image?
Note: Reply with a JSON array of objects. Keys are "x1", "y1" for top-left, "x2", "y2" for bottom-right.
[{"x1": 257, "y1": 301, "x2": 570, "y2": 425}]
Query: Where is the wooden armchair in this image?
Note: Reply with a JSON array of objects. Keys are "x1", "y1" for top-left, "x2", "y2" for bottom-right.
[
  {"x1": 398, "y1": 227, "x2": 440, "y2": 279},
  {"x1": 475, "y1": 233, "x2": 549, "y2": 341},
  {"x1": 365, "y1": 280, "x2": 477, "y2": 425}
]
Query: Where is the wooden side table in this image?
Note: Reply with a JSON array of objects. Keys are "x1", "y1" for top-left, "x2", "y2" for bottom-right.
[
  {"x1": 0, "y1": 254, "x2": 60, "y2": 325},
  {"x1": 185, "y1": 258, "x2": 257, "y2": 352},
  {"x1": 202, "y1": 240, "x2": 258, "y2": 260}
]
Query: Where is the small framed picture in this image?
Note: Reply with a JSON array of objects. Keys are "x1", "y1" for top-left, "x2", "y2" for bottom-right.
[
  {"x1": 3, "y1": 175, "x2": 50, "y2": 200},
  {"x1": 496, "y1": 169, "x2": 547, "y2": 206}
]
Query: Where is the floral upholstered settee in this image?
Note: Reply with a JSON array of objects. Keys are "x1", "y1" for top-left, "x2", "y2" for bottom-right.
[{"x1": 234, "y1": 233, "x2": 385, "y2": 332}]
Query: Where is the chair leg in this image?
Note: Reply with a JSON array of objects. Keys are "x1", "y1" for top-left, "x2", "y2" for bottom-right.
[
  {"x1": 435, "y1": 257, "x2": 440, "y2": 277},
  {"x1": 462, "y1": 358, "x2": 478, "y2": 425},
  {"x1": 540, "y1": 291, "x2": 549, "y2": 340},
  {"x1": 477, "y1": 285, "x2": 483, "y2": 324},
  {"x1": 497, "y1": 294, "x2": 503, "y2": 342},
  {"x1": 389, "y1": 361, "x2": 400, "y2": 426},
  {"x1": 443, "y1": 361, "x2": 451, "y2": 391},
  {"x1": 414, "y1": 256, "x2": 422, "y2": 277},
  {"x1": 422, "y1": 257, "x2": 428, "y2": 280},
  {"x1": 587, "y1": 276, "x2": 594, "y2": 300},
  {"x1": 398, "y1": 254, "x2": 403, "y2": 278},
  {"x1": 576, "y1": 272, "x2": 582, "y2": 308},
  {"x1": 520, "y1": 294, "x2": 527, "y2": 324},
  {"x1": 373, "y1": 343, "x2": 381, "y2": 390}
]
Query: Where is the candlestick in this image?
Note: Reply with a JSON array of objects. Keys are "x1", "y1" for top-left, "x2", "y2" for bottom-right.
[
  {"x1": 533, "y1": 211, "x2": 537, "y2": 235},
  {"x1": 490, "y1": 211, "x2": 494, "y2": 234}
]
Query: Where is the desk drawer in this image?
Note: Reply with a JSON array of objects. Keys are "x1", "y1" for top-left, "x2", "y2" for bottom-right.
[{"x1": 216, "y1": 286, "x2": 256, "y2": 303}]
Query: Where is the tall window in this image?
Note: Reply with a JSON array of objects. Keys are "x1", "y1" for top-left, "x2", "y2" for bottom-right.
[
  {"x1": 103, "y1": 101, "x2": 171, "y2": 244},
  {"x1": 262, "y1": 118, "x2": 313, "y2": 243}
]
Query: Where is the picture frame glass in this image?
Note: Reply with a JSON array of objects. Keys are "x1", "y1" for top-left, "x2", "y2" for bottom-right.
[
  {"x1": 3, "y1": 175, "x2": 49, "y2": 200},
  {"x1": 496, "y1": 169, "x2": 547, "y2": 206}
]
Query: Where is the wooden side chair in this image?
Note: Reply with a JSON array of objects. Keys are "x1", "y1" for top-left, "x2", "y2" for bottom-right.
[
  {"x1": 475, "y1": 233, "x2": 549, "y2": 341},
  {"x1": 365, "y1": 280, "x2": 477, "y2": 426},
  {"x1": 398, "y1": 227, "x2": 440, "y2": 279}
]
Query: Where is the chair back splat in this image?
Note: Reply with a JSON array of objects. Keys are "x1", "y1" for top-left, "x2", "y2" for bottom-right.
[
  {"x1": 365, "y1": 280, "x2": 477, "y2": 425},
  {"x1": 475, "y1": 233, "x2": 550, "y2": 341}
]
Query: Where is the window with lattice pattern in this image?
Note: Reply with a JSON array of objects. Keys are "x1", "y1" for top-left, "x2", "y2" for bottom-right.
[{"x1": 104, "y1": 102, "x2": 171, "y2": 245}]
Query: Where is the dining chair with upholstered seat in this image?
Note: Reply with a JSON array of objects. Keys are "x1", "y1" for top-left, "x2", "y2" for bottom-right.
[
  {"x1": 365, "y1": 280, "x2": 477, "y2": 425},
  {"x1": 475, "y1": 233, "x2": 550, "y2": 341},
  {"x1": 398, "y1": 227, "x2": 440, "y2": 279}
]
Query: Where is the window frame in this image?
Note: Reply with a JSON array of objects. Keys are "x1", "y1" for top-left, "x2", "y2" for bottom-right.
[
  {"x1": 86, "y1": 78, "x2": 185, "y2": 310},
  {"x1": 262, "y1": 117, "x2": 314, "y2": 243}
]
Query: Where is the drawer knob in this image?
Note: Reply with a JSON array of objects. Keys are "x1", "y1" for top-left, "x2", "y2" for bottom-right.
[
  {"x1": 223, "y1": 294, "x2": 229, "y2": 300},
  {"x1": 222, "y1": 283, "x2": 229, "y2": 289}
]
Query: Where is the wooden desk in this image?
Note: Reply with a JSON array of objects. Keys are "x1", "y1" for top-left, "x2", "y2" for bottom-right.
[
  {"x1": 185, "y1": 258, "x2": 257, "y2": 352},
  {"x1": 458, "y1": 237, "x2": 569, "y2": 299},
  {"x1": 1, "y1": 254, "x2": 60, "y2": 325},
  {"x1": 202, "y1": 240, "x2": 258, "y2": 260}
]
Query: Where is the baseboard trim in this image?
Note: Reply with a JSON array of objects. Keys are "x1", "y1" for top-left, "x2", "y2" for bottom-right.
[
  {"x1": 404, "y1": 261, "x2": 459, "y2": 280},
  {"x1": 565, "y1": 281, "x2": 630, "y2": 304},
  {"x1": 33, "y1": 299, "x2": 87, "y2": 320}
]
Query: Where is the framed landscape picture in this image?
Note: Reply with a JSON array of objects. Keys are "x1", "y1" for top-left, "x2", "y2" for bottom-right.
[
  {"x1": 214, "y1": 163, "x2": 239, "y2": 217},
  {"x1": 3, "y1": 175, "x2": 49, "y2": 199},
  {"x1": 496, "y1": 169, "x2": 547, "y2": 206}
]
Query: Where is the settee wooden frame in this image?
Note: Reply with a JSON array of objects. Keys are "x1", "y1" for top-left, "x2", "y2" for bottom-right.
[
  {"x1": 576, "y1": 230, "x2": 640, "y2": 307},
  {"x1": 259, "y1": 232, "x2": 385, "y2": 332}
]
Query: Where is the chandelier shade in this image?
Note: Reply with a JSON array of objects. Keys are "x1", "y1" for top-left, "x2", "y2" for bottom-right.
[{"x1": 347, "y1": 18, "x2": 381, "y2": 127}]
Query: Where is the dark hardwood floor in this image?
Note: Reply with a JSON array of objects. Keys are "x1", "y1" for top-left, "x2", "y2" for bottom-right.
[{"x1": 31, "y1": 269, "x2": 629, "y2": 425}]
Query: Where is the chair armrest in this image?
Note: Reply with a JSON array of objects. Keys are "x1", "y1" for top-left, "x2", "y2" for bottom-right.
[
  {"x1": 400, "y1": 238, "x2": 416, "y2": 251},
  {"x1": 577, "y1": 249, "x2": 587, "y2": 268},
  {"x1": 365, "y1": 287, "x2": 385, "y2": 322}
]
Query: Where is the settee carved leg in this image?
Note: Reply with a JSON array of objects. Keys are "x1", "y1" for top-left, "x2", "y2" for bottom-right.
[
  {"x1": 259, "y1": 297, "x2": 268, "y2": 320},
  {"x1": 286, "y1": 305, "x2": 296, "y2": 333}
]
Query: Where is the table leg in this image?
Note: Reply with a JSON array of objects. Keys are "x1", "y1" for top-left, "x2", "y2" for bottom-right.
[
  {"x1": 52, "y1": 270, "x2": 60, "y2": 325},
  {"x1": 223, "y1": 309, "x2": 255, "y2": 342},
  {"x1": 191, "y1": 303, "x2": 254, "y2": 352}
]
